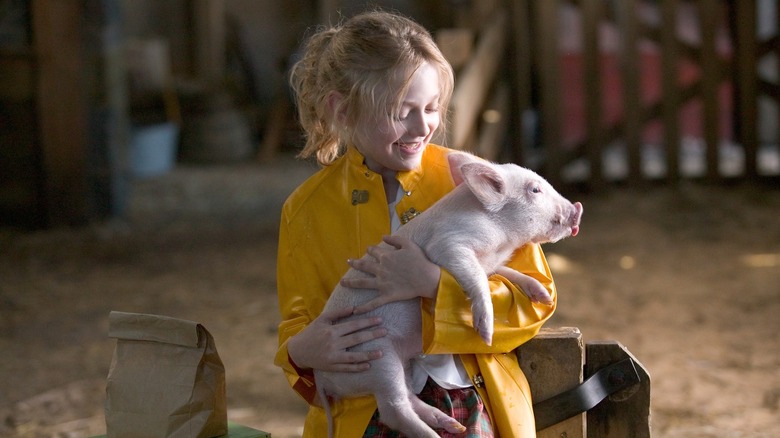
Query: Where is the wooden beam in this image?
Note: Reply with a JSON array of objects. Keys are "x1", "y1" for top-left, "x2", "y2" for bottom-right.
[{"x1": 448, "y1": 10, "x2": 507, "y2": 151}]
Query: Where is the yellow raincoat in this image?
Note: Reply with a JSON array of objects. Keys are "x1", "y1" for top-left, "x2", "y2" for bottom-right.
[{"x1": 274, "y1": 144, "x2": 557, "y2": 437}]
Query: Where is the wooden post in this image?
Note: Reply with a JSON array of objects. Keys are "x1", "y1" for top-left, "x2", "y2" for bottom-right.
[
  {"x1": 616, "y1": 0, "x2": 643, "y2": 184},
  {"x1": 32, "y1": 0, "x2": 89, "y2": 225},
  {"x1": 509, "y1": 0, "x2": 533, "y2": 165},
  {"x1": 734, "y1": 0, "x2": 758, "y2": 179},
  {"x1": 585, "y1": 341, "x2": 652, "y2": 438},
  {"x1": 534, "y1": 0, "x2": 563, "y2": 184},
  {"x1": 518, "y1": 327, "x2": 585, "y2": 438},
  {"x1": 699, "y1": 0, "x2": 722, "y2": 180},
  {"x1": 582, "y1": 0, "x2": 605, "y2": 185},
  {"x1": 661, "y1": 0, "x2": 681, "y2": 181}
]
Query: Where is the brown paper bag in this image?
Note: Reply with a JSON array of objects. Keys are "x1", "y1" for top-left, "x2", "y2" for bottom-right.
[{"x1": 105, "y1": 311, "x2": 227, "y2": 438}]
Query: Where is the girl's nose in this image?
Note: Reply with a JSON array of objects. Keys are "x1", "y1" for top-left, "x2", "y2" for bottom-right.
[{"x1": 406, "y1": 112, "x2": 430, "y2": 137}]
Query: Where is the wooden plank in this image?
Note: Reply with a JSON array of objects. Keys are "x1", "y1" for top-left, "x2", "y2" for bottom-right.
[
  {"x1": 660, "y1": 0, "x2": 681, "y2": 181},
  {"x1": 699, "y1": 0, "x2": 722, "y2": 180},
  {"x1": 518, "y1": 327, "x2": 585, "y2": 438},
  {"x1": 582, "y1": 0, "x2": 605, "y2": 185},
  {"x1": 534, "y1": 0, "x2": 563, "y2": 183},
  {"x1": 734, "y1": 0, "x2": 758, "y2": 178},
  {"x1": 448, "y1": 10, "x2": 507, "y2": 151},
  {"x1": 585, "y1": 341, "x2": 652, "y2": 438},
  {"x1": 32, "y1": 0, "x2": 89, "y2": 226},
  {"x1": 616, "y1": 0, "x2": 643, "y2": 183}
]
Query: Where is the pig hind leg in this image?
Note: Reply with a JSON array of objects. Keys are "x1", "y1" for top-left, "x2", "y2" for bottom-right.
[
  {"x1": 372, "y1": 353, "x2": 455, "y2": 437},
  {"x1": 410, "y1": 393, "x2": 468, "y2": 434}
]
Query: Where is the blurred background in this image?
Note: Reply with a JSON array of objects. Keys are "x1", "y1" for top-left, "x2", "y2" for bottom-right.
[{"x1": 1, "y1": 0, "x2": 778, "y2": 437}]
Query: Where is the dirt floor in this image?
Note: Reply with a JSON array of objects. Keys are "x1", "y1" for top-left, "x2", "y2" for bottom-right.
[{"x1": 1, "y1": 153, "x2": 778, "y2": 437}]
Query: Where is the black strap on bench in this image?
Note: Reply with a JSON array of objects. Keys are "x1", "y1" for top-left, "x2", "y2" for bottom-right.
[{"x1": 533, "y1": 358, "x2": 641, "y2": 431}]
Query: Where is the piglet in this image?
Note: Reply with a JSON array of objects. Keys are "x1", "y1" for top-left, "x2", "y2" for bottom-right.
[{"x1": 316, "y1": 151, "x2": 583, "y2": 437}]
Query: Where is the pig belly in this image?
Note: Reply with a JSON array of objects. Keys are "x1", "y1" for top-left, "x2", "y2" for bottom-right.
[{"x1": 316, "y1": 299, "x2": 423, "y2": 398}]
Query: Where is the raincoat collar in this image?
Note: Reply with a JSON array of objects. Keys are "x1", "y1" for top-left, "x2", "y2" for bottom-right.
[{"x1": 345, "y1": 145, "x2": 426, "y2": 194}]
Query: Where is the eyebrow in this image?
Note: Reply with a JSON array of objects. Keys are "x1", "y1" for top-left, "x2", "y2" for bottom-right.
[{"x1": 401, "y1": 94, "x2": 441, "y2": 106}]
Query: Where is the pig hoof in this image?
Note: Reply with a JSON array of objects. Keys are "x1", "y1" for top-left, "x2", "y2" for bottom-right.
[
  {"x1": 476, "y1": 326, "x2": 493, "y2": 346},
  {"x1": 440, "y1": 418, "x2": 467, "y2": 434},
  {"x1": 533, "y1": 293, "x2": 553, "y2": 306}
]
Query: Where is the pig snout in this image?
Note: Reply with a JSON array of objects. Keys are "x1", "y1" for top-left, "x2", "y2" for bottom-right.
[
  {"x1": 570, "y1": 202, "x2": 583, "y2": 236},
  {"x1": 553, "y1": 201, "x2": 583, "y2": 239}
]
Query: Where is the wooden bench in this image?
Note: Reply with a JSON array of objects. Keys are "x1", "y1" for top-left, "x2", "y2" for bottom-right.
[{"x1": 517, "y1": 327, "x2": 651, "y2": 437}]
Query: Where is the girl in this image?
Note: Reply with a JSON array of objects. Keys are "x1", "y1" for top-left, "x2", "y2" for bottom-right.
[{"x1": 274, "y1": 10, "x2": 557, "y2": 437}]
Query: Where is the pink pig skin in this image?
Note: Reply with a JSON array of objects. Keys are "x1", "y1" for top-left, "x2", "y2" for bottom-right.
[{"x1": 316, "y1": 151, "x2": 583, "y2": 437}]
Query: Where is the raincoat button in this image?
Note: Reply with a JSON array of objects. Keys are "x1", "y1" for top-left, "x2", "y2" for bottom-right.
[{"x1": 473, "y1": 374, "x2": 484, "y2": 388}]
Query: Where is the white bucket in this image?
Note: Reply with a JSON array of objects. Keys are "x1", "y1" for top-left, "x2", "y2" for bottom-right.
[{"x1": 129, "y1": 122, "x2": 179, "y2": 178}]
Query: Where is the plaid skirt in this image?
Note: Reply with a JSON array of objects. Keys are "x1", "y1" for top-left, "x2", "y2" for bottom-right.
[{"x1": 363, "y1": 378, "x2": 494, "y2": 437}]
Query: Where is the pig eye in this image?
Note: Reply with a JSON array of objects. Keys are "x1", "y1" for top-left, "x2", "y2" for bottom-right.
[{"x1": 531, "y1": 186, "x2": 542, "y2": 194}]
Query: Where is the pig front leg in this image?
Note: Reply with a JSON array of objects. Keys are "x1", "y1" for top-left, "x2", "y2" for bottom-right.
[
  {"x1": 437, "y1": 251, "x2": 495, "y2": 345},
  {"x1": 494, "y1": 266, "x2": 553, "y2": 305}
]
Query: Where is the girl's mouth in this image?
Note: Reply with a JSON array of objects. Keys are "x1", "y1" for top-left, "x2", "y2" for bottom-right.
[{"x1": 396, "y1": 141, "x2": 422, "y2": 154}]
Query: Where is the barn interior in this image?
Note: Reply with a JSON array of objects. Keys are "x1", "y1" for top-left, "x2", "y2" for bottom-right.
[{"x1": 1, "y1": 1, "x2": 779, "y2": 437}]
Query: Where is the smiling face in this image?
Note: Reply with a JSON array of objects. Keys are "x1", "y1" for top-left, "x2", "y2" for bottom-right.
[{"x1": 352, "y1": 62, "x2": 442, "y2": 178}]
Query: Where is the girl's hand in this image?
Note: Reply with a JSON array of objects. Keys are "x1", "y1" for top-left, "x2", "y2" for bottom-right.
[
  {"x1": 342, "y1": 235, "x2": 441, "y2": 313},
  {"x1": 287, "y1": 306, "x2": 387, "y2": 373}
]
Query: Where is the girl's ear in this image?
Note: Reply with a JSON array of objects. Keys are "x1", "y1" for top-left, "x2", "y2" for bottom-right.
[{"x1": 326, "y1": 91, "x2": 347, "y2": 125}]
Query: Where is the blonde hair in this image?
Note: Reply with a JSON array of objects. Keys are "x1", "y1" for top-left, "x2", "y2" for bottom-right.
[{"x1": 289, "y1": 11, "x2": 454, "y2": 166}]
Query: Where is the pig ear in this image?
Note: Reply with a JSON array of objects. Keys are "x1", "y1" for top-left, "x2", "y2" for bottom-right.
[
  {"x1": 447, "y1": 152, "x2": 481, "y2": 186},
  {"x1": 461, "y1": 162, "x2": 507, "y2": 212}
]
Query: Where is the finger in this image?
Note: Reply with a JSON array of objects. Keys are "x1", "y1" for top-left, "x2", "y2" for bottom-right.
[
  {"x1": 328, "y1": 357, "x2": 378, "y2": 373},
  {"x1": 347, "y1": 258, "x2": 378, "y2": 276},
  {"x1": 365, "y1": 245, "x2": 389, "y2": 260},
  {"x1": 320, "y1": 305, "x2": 355, "y2": 323},
  {"x1": 337, "y1": 327, "x2": 388, "y2": 351},
  {"x1": 333, "y1": 315, "x2": 383, "y2": 337},
  {"x1": 382, "y1": 234, "x2": 408, "y2": 249},
  {"x1": 340, "y1": 349, "x2": 383, "y2": 364},
  {"x1": 340, "y1": 276, "x2": 377, "y2": 290},
  {"x1": 353, "y1": 296, "x2": 393, "y2": 314}
]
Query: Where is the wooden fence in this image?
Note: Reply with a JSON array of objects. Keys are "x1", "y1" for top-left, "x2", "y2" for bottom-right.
[
  {"x1": 517, "y1": 327, "x2": 652, "y2": 437},
  {"x1": 446, "y1": 0, "x2": 780, "y2": 186}
]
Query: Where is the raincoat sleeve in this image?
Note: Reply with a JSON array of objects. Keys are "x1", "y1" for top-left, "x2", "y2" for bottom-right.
[
  {"x1": 421, "y1": 242, "x2": 556, "y2": 355},
  {"x1": 273, "y1": 204, "x2": 323, "y2": 406}
]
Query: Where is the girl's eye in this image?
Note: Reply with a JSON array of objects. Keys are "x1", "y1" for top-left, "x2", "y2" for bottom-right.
[{"x1": 426, "y1": 107, "x2": 439, "y2": 114}]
